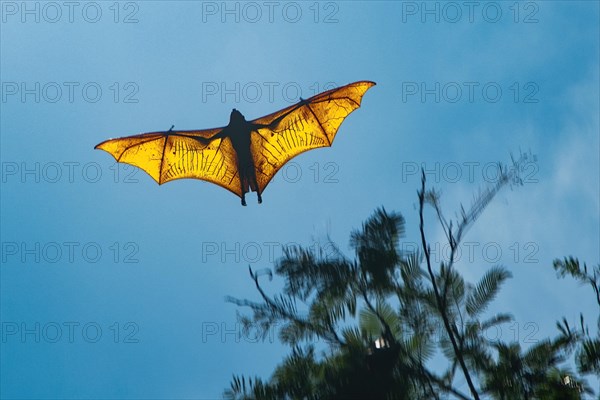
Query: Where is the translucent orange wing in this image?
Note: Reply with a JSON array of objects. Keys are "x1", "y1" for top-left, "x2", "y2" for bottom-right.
[
  {"x1": 249, "y1": 81, "x2": 376, "y2": 193},
  {"x1": 94, "y1": 128, "x2": 243, "y2": 197}
]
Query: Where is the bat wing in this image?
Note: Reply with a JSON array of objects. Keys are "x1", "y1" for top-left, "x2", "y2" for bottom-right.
[
  {"x1": 249, "y1": 80, "x2": 376, "y2": 194},
  {"x1": 94, "y1": 128, "x2": 244, "y2": 197}
]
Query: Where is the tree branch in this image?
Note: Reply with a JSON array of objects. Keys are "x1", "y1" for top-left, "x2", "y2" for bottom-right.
[
  {"x1": 248, "y1": 265, "x2": 345, "y2": 347},
  {"x1": 419, "y1": 170, "x2": 481, "y2": 400}
]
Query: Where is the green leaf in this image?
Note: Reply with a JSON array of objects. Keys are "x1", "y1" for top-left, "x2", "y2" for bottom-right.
[{"x1": 466, "y1": 266, "x2": 512, "y2": 317}]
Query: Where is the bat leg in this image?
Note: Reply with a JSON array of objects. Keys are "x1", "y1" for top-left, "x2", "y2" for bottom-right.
[
  {"x1": 239, "y1": 171, "x2": 248, "y2": 206},
  {"x1": 249, "y1": 177, "x2": 262, "y2": 204}
]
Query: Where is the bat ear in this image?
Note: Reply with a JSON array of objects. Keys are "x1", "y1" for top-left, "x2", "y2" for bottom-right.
[{"x1": 230, "y1": 108, "x2": 245, "y2": 123}]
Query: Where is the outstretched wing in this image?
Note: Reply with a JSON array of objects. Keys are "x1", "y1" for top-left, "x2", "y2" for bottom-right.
[
  {"x1": 249, "y1": 80, "x2": 376, "y2": 193},
  {"x1": 94, "y1": 128, "x2": 243, "y2": 197}
]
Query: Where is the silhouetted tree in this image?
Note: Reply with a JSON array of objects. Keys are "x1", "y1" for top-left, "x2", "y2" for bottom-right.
[
  {"x1": 553, "y1": 257, "x2": 600, "y2": 398},
  {"x1": 223, "y1": 155, "x2": 593, "y2": 400}
]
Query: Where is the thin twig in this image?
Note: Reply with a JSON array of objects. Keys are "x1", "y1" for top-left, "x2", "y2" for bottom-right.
[{"x1": 419, "y1": 170, "x2": 481, "y2": 400}]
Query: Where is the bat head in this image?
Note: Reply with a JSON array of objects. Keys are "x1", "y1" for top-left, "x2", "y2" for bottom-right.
[{"x1": 230, "y1": 108, "x2": 246, "y2": 124}]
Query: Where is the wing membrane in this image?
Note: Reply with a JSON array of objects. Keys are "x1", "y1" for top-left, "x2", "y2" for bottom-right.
[
  {"x1": 250, "y1": 81, "x2": 375, "y2": 193},
  {"x1": 94, "y1": 128, "x2": 243, "y2": 196}
]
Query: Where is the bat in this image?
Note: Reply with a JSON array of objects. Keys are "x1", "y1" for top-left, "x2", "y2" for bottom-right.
[{"x1": 95, "y1": 80, "x2": 375, "y2": 206}]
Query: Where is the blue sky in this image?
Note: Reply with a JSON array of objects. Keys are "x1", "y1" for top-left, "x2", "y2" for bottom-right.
[{"x1": 1, "y1": 1, "x2": 599, "y2": 398}]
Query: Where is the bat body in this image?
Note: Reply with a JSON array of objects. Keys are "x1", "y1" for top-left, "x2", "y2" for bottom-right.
[{"x1": 95, "y1": 80, "x2": 375, "y2": 206}]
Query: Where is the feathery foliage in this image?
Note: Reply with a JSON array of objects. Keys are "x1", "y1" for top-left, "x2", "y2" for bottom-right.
[{"x1": 224, "y1": 160, "x2": 594, "y2": 400}]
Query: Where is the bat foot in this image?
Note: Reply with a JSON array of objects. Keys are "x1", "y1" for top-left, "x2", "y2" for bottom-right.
[
  {"x1": 257, "y1": 194, "x2": 262, "y2": 204},
  {"x1": 241, "y1": 198, "x2": 247, "y2": 206}
]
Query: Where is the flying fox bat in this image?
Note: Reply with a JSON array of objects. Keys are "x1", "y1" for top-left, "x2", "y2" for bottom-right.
[{"x1": 95, "y1": 80, "x2": 375, "y2": 206}]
